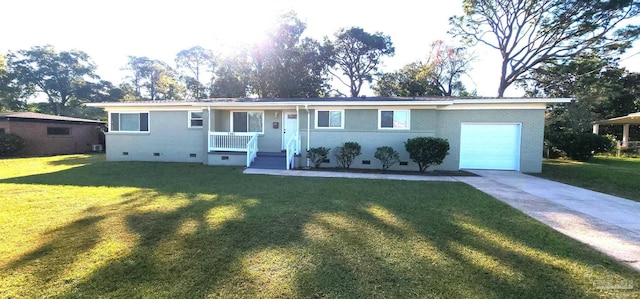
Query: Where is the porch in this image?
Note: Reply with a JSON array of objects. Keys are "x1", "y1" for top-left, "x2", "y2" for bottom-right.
[
  {"x1": 594, "y1": 112, "x2": 640, "y2": 155},
  {"x1": 207, "y1": 132, "x2": 300, "y2": 169}
]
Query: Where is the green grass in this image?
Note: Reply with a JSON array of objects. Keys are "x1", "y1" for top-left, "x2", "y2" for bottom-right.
[
  {"x1": 1, "y1": 155, "x2": 638, "y2": 298},
  {"x1": 538, "y1": 156, "x2": 640, "y2": 202}
]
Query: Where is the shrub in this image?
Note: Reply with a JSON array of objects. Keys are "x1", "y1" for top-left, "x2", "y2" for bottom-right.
[
  {"x1": 404, "y1": 137, "x2": 449, "y2": 172},
  {"x1": 0, "y1": 133, "x2": 25, "y2": 157},
  {"x1": 546, "y1": 132, "x2": 612, "y2": 161},
  {"x1": 374, "y1": 146, "x2": 399, "y2": 171},
  {"x1": 306, "y1": 147, "x2": 330, "y2": 168},
  {"x1": 334, "y1": 142, "x2": 361, "y2": 168}
]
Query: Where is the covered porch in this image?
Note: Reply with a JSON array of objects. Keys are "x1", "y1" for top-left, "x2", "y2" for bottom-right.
[
  {"x1": 205, "y1": 107, "x2": 302, "y2": 169},
  {"x1": 593, "y1": 112, "x2": 640, "y2": 153}
]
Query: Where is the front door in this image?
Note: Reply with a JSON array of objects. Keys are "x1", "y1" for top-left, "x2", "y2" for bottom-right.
[{"x1": 282, "y1": 111, "x2": 298, "y2": 150}]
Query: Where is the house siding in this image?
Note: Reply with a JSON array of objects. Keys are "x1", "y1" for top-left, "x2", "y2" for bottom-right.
[
  {"x1": 95, "y1": 100, "x2": 551, "y2": 173},
  {"x1": 298, "y1": 108, "x2": 544, "y2": 172},
  {"x1": 0, "y1": 119, "x2": 102, "y2": 156},
  {"x1": 106, "y1": 110, "x2": 205, "y2": 163},
  {"x1": 435, "y1": 109, "x2": 545, "y2": 173},
  {"x1": 301, "y1": 108, "x2": 437, "y2": 171}
]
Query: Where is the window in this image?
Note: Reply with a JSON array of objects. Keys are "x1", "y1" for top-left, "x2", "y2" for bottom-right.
[
  {"x1": 379, "y1": 110, "x2": 410, "y2": 129},
  {"x1": 110, "y1": 112, "x2": 149, "y2": 132},
  {"x1": 188, "y1": 111, "x2": 203, "y2": 128},
  {"x1": 316, "y1": 110, "x2": 343, "y2": 129},
  {"x1": 0, "y1": 128, "x2": 5, "y2": 134},
  {"x1": 47, "y1": 127, "x2": 70, "y2": 135},
  {"x1": 232, "y1": 111, "x2": 263, "y2": 133}
]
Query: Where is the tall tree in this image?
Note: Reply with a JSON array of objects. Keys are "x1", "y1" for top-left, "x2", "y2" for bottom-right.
[
  {"x1": 374, "y1": 41, "x2": 472, "y2": 97},
  {"x1": 374, "y1": 62, "x2": 440, "y2": 97},
  {"x1": 328, "y1": 27, "x2": 395, "y2": 97},
  {"x1": 249, "y1": 11, "x2": 331, "y2": 98},
  {"x1": 7, "y1": 45, "x2": 103, "y2": 115},
  {"x1": 449, "y1": 0, "x2": 640, "y2": 97},
  {"x1": 211, "y1": 53, "x2": 250, "y2": 98},
  {"x1": 424, "y1": 40, "x2": 473, "y2": 96},
  {"x1": 0, "y1": 53, "x2": 29, "y2": 111},
  {"x1": 175, "y1": 46, "x2": 215, "y2": 99},
  {"x1": 124, "y1": 56, "x2": 183, "y2": 101}
]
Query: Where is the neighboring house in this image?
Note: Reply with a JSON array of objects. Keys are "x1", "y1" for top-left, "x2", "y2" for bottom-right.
[
  {"x1": 88, "y1": 97, "x2": 570, "y2": 173},
  {"x1": 593, "y1": 112, "x2": 640, "y2": 148},
  {"x1": 0, "y1": 112, "x2": 105, "y2": 156}
]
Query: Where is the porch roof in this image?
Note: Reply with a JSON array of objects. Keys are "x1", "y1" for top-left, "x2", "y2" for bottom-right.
[{"x1": 595, "y1": 112, "x2": 640, "y2": 125}]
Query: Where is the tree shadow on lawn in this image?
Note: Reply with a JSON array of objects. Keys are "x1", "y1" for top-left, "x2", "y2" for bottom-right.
[{"x1": 2, "y1": 161, "x2": 638, "y2": 298}]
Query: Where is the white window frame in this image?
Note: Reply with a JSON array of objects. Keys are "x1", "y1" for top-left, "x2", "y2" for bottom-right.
[
  {"x1": 315, "y1": 109, "x2": 344, "y2": 129},
  {"x1": 230, "y1": 111, "x2": 264, "y2": 134},
  {"x1": 188, "y1": 110, "x2": 203, "y2": 128},
  {"x1": 108, "y1": 111, "x2": 150, "y2": 133},
  {"x1": 378, "y1": 109, "x2": 410, "y2": 130}
]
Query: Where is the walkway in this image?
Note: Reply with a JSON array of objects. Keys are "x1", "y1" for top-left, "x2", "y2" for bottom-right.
[{"x1": 244, "y1": 168, "x2": 640, "y2": 271}]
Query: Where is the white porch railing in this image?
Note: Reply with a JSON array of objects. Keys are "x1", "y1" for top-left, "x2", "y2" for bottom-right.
[
  {"x1": 246, "y1": 133, "x2": 258, "y2": 167},
  {"x1": 208, "y1": 132, "x2": 259, "y2": 167},
  {"x1": 285, "y1": 132, "x2": 299, "y2": 170},
  {"x1": 209, "y1": 132, "x2": 256, "y2": 152}
]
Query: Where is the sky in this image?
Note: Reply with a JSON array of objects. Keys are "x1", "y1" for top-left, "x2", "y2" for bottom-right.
[{"x1": 1, "y1": 0, "x2": 639, "y2": 98}]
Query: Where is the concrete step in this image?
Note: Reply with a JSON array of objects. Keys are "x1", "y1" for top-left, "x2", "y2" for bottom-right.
[{"x1": 251, "y1": 152, "x2": 287, "y2": 169}]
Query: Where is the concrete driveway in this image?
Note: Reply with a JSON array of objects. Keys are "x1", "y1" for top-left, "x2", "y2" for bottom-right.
[{"x1": 457, "y1": 170, "x2": 640, "y2": 272}]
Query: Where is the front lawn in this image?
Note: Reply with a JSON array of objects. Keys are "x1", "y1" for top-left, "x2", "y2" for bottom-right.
[
  {"x1": 1, "y1": 155, "x2": 637, "y2": 298},
  {"x1": 538, "y1": 156, "x2": 640, "y2": 202}
]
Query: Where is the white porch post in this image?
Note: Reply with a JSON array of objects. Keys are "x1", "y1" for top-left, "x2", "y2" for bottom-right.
[
  {"x1": 305, "y1": 105, "x2": 311, "y2": 168},
  {"x1": 296, "y1": 105, "x2": 300, "y2": 154},
  {"x1": 622, "y1": 124, "x2": 630, "y2": 147},
  {"x1": 592, "y1": 123, "x2": 599, "y2": 134}
]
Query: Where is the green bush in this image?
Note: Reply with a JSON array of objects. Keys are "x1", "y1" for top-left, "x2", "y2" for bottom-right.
[
  {"x1": 374, "y1": 146, "x2": 399, "y2": 171},
  {"x1": 334, "y1": 142, "x2": 361, "y2": 168},
  {"x1": 546, "y1": 132, "x2": 612, "y2": 161},
  {"x1": 306, "y1": 147, "x2": 330, "y2": 168},
  {"x1": 0, "y1": 133, "x2": 25, "y2": 157},
  {"x1": 404, "y1": 137, "x2": 449, "y2": 172}
]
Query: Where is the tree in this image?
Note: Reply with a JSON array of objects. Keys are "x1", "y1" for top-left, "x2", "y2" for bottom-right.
[
  {"x1": 124, "y1": 56, "x2": 183, "y2": 101},
  {"x1": 211, "y1": 53, "x2": 250, "y2": 98},
  {"x1": 374, "y1": 41, "x2": 472, "y2": 97},
  {"x1": 249, "y1": 12, "x2": 332, "y2": 98},
  {"x1": 0, "y1": 53, "x2": 29, "y2": 111},
  {"x1": 374, "y1": 62, "x2": 439, "y2": 97},
  {"x1": 7, "y1": 45, "x2": 103, "y2": 116},
  {"x1": 175, "y1": 46, "x2": 215, "y2": 99},
  {"x1": 526, "y1": 53, "x2": 640, "y2": 139},
  {"x1": 449, "y1": 0, "x2": 640, "y2": 97},
  {"x1": 424, "y1": 40, "x2": 473, "y2": 96},
  {"x1": 328, "y1": 27, "x2": 395, "y2": 97}
]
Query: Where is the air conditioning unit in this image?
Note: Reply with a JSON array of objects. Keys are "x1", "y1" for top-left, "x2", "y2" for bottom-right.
[{"x1": 92, "y1": 144, "x2": 103, "y2": 152}]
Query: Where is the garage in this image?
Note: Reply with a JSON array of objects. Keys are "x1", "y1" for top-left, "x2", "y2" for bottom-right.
[{"x1": 459, "y1": 123, "x2": 522, "y2": 171}]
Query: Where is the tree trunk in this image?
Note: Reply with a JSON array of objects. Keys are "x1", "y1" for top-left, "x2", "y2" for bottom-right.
[{"x1": 497, "y1": 58, "x2": 509, "y2": 97}]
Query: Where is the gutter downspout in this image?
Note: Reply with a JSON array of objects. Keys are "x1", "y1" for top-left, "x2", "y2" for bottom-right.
[{"x1": 305, "y1": 105, "x2": 311, "y2": 168}]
